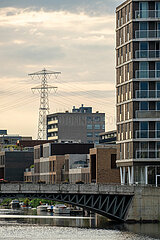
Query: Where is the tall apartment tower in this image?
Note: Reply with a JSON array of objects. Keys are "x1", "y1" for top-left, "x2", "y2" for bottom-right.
[{"x1": 116, "y1": 0, "x2": 160, "y2": 185}]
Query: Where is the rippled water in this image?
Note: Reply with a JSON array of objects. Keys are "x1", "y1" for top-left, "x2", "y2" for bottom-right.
[{"x1": 0, "y1": 209, "x2": 159, "y2": 240}]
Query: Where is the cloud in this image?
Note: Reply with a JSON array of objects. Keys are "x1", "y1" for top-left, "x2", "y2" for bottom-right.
[
  {"x1": 0, "y1": 0, "x2": 123, "y2": 15},
  {"x1": 0, "y1": 2, "x2": 118, "y2": 137}
]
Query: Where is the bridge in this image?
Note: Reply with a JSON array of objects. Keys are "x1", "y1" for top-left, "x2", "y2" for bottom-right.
[{"x1": 0, "y1": 183, "x2": 159, "y2": 222}]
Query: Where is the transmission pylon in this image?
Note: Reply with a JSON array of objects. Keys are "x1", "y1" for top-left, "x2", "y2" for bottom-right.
[{"x1": 29, "y1": 68, "x2": 61, "y2": 140}]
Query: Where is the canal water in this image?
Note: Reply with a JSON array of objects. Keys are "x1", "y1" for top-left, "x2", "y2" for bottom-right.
[{"x1": 0, "y1": 209, "x2": 159, "y2": 240}]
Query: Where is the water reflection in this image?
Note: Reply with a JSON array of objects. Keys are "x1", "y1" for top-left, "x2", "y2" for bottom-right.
[{"x1": 0, "y1": 209, "x2": 159, "y2": 239}]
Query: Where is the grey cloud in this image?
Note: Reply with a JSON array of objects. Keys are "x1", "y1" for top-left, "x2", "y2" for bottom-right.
[
  {"x1": 0, "y1": 44, "x2": 65, "y2": 63},
  {"x1": 0, "y1": 0, "x2": 123, "y2": 15}
]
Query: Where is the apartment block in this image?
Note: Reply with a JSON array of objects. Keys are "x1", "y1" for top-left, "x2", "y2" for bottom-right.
[
  {"x1": 47, "y1": 104, "x2": 105, "y2": 144},
  {"x1": 33, "y1": 143, "x2": 94, "y2": 184},
  {"x1": 0, "y1": 149, "x2": 34, "y2": 182},
  {"x1": 116, "y1": 0, "x2": 160, "y2": 185}
]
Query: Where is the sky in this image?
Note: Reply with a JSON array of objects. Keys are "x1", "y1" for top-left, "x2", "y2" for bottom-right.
[{"x1": 0, "y1": 0, "x2": 123, "y2": 139}]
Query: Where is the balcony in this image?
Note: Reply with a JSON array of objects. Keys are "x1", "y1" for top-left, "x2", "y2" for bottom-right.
[
  {"x1": 136, "y1": 90, "x2": 160, "y2": 98},
  {"x1": 135, "y1": 130, "x2": 160, "y2": 139},
  {"x1": 135, "y1": 50, "x2": 160, "y2": 59},
  {"x1": 135, "y1": 10, "x2": 160, "y2": 19},
  {"x1": 135, "y1": 30, "x2": 160, "y2": 39},
  {"x1": 136, "y1": 150, "x2": 160, "y2": 159},
  {"x1": 136, "y1": 110, "x2": 160, "y2": 119},
  {"x1": 135, "y1": 70, "x2": 160, "y2": 79}
]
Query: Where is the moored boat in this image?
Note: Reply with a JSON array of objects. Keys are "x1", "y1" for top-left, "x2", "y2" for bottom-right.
[
  {"x1": 10, "y1": 200, "x2": 20, "y2": 209},
  {"x1": 53, "y1": 204, "x2": 70, "y2": 215},
  {"x1": 37, "y1": 203, "x2": 48, "y2": 211}
]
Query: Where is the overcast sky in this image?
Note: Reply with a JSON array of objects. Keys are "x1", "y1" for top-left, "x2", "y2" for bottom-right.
[{"x1": 0, "y1": 0, "x2": 123, "y2": 138}]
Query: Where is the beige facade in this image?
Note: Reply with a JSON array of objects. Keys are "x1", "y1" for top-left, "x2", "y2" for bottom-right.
[{"x1": 116, "y1": 0, "x2": 160, "y2": 185}]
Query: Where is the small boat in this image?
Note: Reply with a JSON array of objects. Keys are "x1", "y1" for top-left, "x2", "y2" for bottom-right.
[
  {"x1": 10, "y1": 200, "x2": 20, "y2": 209},
  {"x1": 37, "y1": 203, "x2": 48, "y2": 211},
  {"x1": 53, "y1": 204, "x2": 70, "y2": 215},
  {"x1": 47, "y1": 205, "x2": 54, "y2": 212}
]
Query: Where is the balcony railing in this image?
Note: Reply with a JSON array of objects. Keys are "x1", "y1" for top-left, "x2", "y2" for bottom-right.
[
  {"x1": 135, "y1": 50, "x2": 160, "y2": 58},
  {"x1": 136, "y1": 150, "x2": 160, "y2": 159},
  {"x1": 135, "y1": 30, "x2": 160, "y2": 38},
  {"x1": 135, "y1": 70, "x2": 160, "y2": 79},
  {"x1": 135, "y1": 10, "x2": 160, "y2": 19},
  {"x1": 136, "y1": 110, "x2": 160, "y2": 119},
  {"x1": 136, "y1": 90, "x2": 160, "y2": 98},
  {"x1": 135, "y1": 130, "x2": 160, "y2": 139}
]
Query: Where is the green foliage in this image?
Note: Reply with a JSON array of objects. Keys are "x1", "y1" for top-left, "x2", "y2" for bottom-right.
[
  {"x1": 30, "y1": 165, "x2": 34, "y2": 169},
  {"x1": 30, "y1": 199, "x2": 55, "y2": 208},
  {"x1": 0, "y1": 198, "x2": 11, "y2": 206}
]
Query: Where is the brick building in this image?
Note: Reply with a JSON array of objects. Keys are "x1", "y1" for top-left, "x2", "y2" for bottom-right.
[
  {"x1": 33, "y1": 143, "x2": 94, "y2": 184},
  {"x1": 90, "y1": 145, "x2": 120, "y2": 184}
]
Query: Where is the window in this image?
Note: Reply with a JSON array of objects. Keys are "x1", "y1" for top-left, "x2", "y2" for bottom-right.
[
  {"x1": 140, "y1": 122, "x2": 148, "y2": 130},
  {"x1": 121, "y1": 124, "x2": 123, "y2": 132},
  {"x1": 87, "y1": 116, "x2": 92, "y2": 122},
  {"x1": 95, "y1": 124, "x2": 100, "y2": 130},
  {"x1": 140, "y1": 81, "x2": 148, "y2": 90},
  {"x1": 125, "y1": 84, "x2": 127, "y2": 93},
  {"x1": 102, "y1": 125, "x2": 105, "y2": 130},
  {"x1": 156, "y1": 62, "x2": 160, "y2": 77},
  {"x1": 157, "y1": 102, "x2": 160, "y2": 110},
  {"x1": 111, "y1": 154, "x2": 117, "y2": 169},
  {"x1": 157, "y1": 82, "x2": 160, "y2": 90},
  {"x1": 139, "y1": 2, "x2": 148, "y2": 18},
  {"x1": 120, "y1": 105, "x2": 122, "y2": 114},
  {"x1": 87, "y1": 132, "x2": 93, "y2": 137},
  {"x1": 140, "y1": 101, "x2": 148, "y2": 110},
  {"x1": 87, "y1": 124, "x2": 92, "y2": 130},
  {"x1": 95, "y1": 132, "x2": 100, "y2": 137},
  {"x1": 95, "y1": 116, "x2": 100, "y2": 122}
]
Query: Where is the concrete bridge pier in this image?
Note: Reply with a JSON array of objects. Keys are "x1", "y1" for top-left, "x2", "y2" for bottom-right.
[{"x1": 125, "y1": 186, "x2": 160, "y2": 222}]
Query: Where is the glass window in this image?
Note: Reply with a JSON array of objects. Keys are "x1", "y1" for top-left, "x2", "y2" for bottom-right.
[
  {"x1": 87, "y1": 116, "x2": 92, "y2": 122},
  {"x1": 140, "y1": 101, "x2": 148, "y2": 110},
  {"x1": 95, "y1": 124, "x2": 100, "y2": 130},
  {"x1": 95, "y1": 116, "x2": 100, "y2": 122},
  {"x1": 121, "y1": 48, "x2": 123, "y2": 56},
  {"x1": 141, "y1": 142, "x2": 148, "y2": 149},
  {"x1": 156, "y1": 62, "x2": 160, "y2": 77},
  {"x1": 139, "y1": 2, "x2": 148, "y2": 18},
  {"x1": 140, "y1": 42, "x2": 148, "y2": 50},
  {"x1": 157, "y1": 122, "x2": 160, "y2": 130},
  {"x1": 102, "y1": 125, "x2": 105, "y2": 130},
  {"x1": 121, "y1": 124, "x2": 123, "y2": 132},
  {"x1": 87, "y1": 124, "x2": 92, "y2": 130},
  {"x1": 95, "y1": 132, "x2": 100, "y2": 137},
  {"x1": 87, "y1": 132, "x2": 93, "y2": 137},
  {"x1": 125, "y1": 84, "x2": 127, "y2": 93},
  {"x1": 140, "y1": 122, "x2": 148, "y2": 130},
  {"x1": 140, "y1": 62, "x2": 148, "y2": 70},
  {"x1": 140, "y1": 22, "x2": 148, "y2": 30},
  {"x1": 157, "y1": 102, "x2": 160, "y2": 110},
  {"x1": 140, "y1": 81, "x2": 148, "y2": 90},
  {"x1": 157, "y1": 82, "x2": 160, "y2": 90}
]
